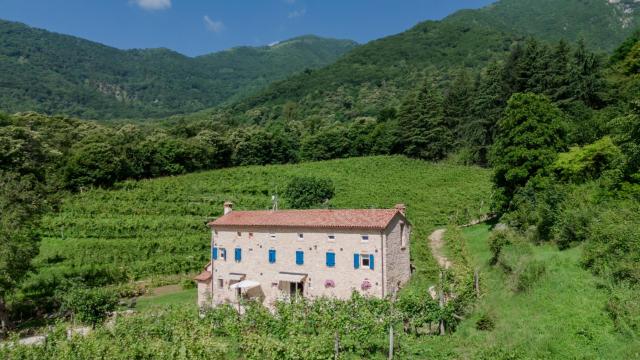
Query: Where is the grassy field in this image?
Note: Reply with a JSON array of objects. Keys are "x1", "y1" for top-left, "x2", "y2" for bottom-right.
[
  {"x1": 135, "y1": 287, "x2": 197, "y2": 313},
  {"x1": 404, "y1": 225, "x2": 640, "y2": 359},
  {"x1": 31, "y1": 156, "x2": 492, "y2": 291}
]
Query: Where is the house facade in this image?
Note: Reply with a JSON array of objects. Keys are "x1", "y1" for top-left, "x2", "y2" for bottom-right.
[{"x1": 195, "y1": 202, "x2": 411, "y2": 308}]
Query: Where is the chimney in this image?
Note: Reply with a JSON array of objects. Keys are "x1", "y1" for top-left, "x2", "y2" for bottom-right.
[
  {"x1": 223, "y1": 201, "x2": 233, "y2": 215},
  {"x1": 395, "y1": 204, "x2": 406, "y2": 216}
]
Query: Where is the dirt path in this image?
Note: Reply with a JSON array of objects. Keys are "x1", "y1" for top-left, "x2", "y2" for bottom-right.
[{"x1": 429, "y1": 229, "x2": 453, "y2": 270}]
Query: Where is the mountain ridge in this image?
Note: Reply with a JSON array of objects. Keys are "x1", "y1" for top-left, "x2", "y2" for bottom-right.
[{"x1": 0, "y1": 19, "x2": 358, "y2": 119}]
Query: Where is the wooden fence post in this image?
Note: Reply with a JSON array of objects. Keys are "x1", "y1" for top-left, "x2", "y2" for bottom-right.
[
  {"x1": 474, "y1": 269, "x2": 480, "y2": 298},
  {"x1": 388, "y1": 325, "x2": 394, "y2": 360},
  {"x1": 439, "y1": 270, "x2": 446, "y2": 336}
]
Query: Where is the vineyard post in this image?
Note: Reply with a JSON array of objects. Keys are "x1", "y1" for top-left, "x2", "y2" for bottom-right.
[
  {"x1": 474, "y1": 269, "x2": 480, "y2": 298},
  {"x1": 439, "y1": 270, "x2": 445, "y2": 336},
  {"x1": 388, "y1": 325, "x2": 394, "y2": 360}
]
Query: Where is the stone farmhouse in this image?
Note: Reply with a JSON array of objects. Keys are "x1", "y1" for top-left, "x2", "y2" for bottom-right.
[{"x1": 195, "y1": 202, "x2": 411, "y2": 308}]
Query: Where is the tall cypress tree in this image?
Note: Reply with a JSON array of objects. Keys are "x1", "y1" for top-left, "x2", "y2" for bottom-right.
[
  {"x1": 398, "y1": 80, "x2": 453, "y2": 160},
  {"x1": 444, "y1": 70, "x2": 476, "y2": 145},
  {"x1": 466, "y1": 62, "x2": 508, "y2": 165}
]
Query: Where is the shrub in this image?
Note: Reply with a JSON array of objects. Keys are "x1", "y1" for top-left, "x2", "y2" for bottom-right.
[
  {"x1": 582, "y1": 201, "x2": 640, "y2": 285},
  {"x1": 488, "y1": 229, "x2": 514, "y2": 266},
  {"x1": 512, "y1": 260, "x2": 546, "y2": 292},
  {"x1": 283, "y1": 176, "x2": 335, "y2": 209},
  {"x1": 61, "y1": 287, "x2": 118, "y2": 326},
  {"x1": 552, "y1": 194, "x2": 596, "y2": 250},
  {"x1": 475, "y1": 312, "x2": 496, "y2": 331},
  {"x1": 606, "y1": 284, "x2": 640, "y2": 336},
  {"x1": 180, "y1": 279, "x2": 196, "y2": 290}
]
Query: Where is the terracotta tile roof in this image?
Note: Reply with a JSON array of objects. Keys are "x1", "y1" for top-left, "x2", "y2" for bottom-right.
[
  {"x1": 209, "y1": 208, "x2": 402, "y2": 230},
  {"x1": 194, "y1": 271, "x2": 212, "y2": 282}
]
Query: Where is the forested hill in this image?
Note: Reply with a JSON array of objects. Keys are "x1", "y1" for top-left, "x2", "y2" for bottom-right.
[
  {"x1": 448, "y1": 0, "x2": 640, "y2": 52},
  {"x1": 221, "y1": 0, "x2": 639, "y2": 121},
  {"x1": 0, "y1": 20, "x2": 357, "y2": 119}
]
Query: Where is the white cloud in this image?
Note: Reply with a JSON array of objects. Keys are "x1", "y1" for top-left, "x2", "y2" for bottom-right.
[
  {"x1": 269, "y1": 41, "x2": 280, "y2": 47},
  {"x1": 204, "y1": 15, "x2": 225, "y2": 33},
  {"x1": 288, "y1": 8, "x2": 306, "y2": 19},
  {"x1": 131, "y1": 0, "x2": 171, "y2": 11}
]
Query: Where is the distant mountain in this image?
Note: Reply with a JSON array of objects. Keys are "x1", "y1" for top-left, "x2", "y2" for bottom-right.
[
  {"x1": 223, "y1": 0, "x2": 640, "y2": 121},
  {"x1": 448, "y1": 0, "x2": 640, "y2": 52},
  {"x1": 0, "y1": 20, "x2": 357, "y2": 119}
]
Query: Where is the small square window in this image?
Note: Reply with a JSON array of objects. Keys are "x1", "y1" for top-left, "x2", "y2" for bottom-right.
[
  {"x1": 237, "y1": 231, "x2": 242, "y2": 237},
  {"x1": 328, "y1": 234, "x2": 336, "y2": 241},
  {"x1": 361, "y1": 235, "x2": 369, "y2": 242},
  {"x1": 249, "y1": 232, "x2": 254, "y2": 239},
  {"x1": 361, "y1": 256, "x2": 370, "y2": 268},
  {"x1": 298, "y1": 233, "x2": 304, "y2": 240},
  {"x1": 269, "y1": 233, "x2": 276, "y2": 240},
  {"x1": 217, "y1": 279, "x2": 224, "y2": 289}
]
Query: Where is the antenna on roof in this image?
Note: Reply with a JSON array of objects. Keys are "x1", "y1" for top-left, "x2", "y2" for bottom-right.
[{"x1": 272, "y1": 194, "x2": 279, "y2": 211}]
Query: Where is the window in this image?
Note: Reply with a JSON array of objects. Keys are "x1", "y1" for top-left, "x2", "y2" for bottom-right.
[
  {"x1": 326, "y1": 252, "x2": 336, "y2": 267},
  {"x1": 237, "y1": 231, "x2": 242, "y2": 237},
  {"x1": 361, "y1": 235, "x2": 369, "y2": 242},
  {"x1": 234, "y1": 248, "x2": 242, "y2": 262},
  {"x1": 249, "y1": 232, "x2": 254, "y2": 239},
  {"x1": 298, "y1": 233, "x2": 304, "y2": 241},
  {"x1": 269, "y1": 233, "x2": 276, "y2": 240},
  {"x1": 296, "y1": 250, "x2": 304, "y2": 265},
  {"x1": 213, "y1": 247, "x2": 227, "y2": 261},
  {"x1": 400, "y1": 222, "x2": 406, "y2": 248},
  {"x1": 268, "y1": 249, "x2": 276, "y2": 264},
  {"x1": 327, "y1": 234, "x2": 336, "y2": 242},
  {"x1": 354, "y1": 253, "x2": 374, "y2": 270},
  {"x1": 217, "y1": 279, "x2": 224, "y2": 289},
  {"x1": 362, "y1": 256, "x2": 370, "y2": 268}
]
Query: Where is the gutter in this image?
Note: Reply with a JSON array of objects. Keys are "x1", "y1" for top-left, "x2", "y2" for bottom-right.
[{"x1": 380, "y1": 229, "x2": 385, "y2": 298}]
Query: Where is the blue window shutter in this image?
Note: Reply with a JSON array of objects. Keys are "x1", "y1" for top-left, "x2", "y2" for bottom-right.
[
  {"x1": 212, "y1": 247, "x2": 218, "y2": 260},
  {"x1": 326, "y1": 252, "x2": 335, "y2": 267},
  {"x1": 235, "y1": 248, "x2": 242, "y2": 262},
  {"x1": 369, "y1": 254, "x2": 375, "y2": 270},
  {"x1": 296, "y1": 251, "x2": 304, "y2": 265},
  {"x1": 354, "y1": 254, "x2": 360, "y2": 269},
  {"x1": 269, "y1": 249, "x2": 276, "y2": 264}
]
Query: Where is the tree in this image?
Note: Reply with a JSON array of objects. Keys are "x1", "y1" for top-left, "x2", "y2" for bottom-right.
[
  {"x1": 64, "y1": 142, "x2": 124, "y2": 190},
  {"x1": 62, "y1": 287, "x2": 118, "y2": 327},
  {"x1": 444, "y1": 70, "x2": 475, "y2": 144},
  {"x1": 398, "y1": 80, "x2": 453, "y2": 160},
  {"x1": 465, "y1": 62, "x2": 508, "y2": 165},
  {"x1": 490, "y1": 93, "x2": 567, "y2": 212},
  {"x1": 552, "y1": 136, "x2": 626, "y2": 183},
  {"x1": 283, "y1": 176, "x2": 335, "y2": 209},
  {"x1": 0, "y1": 124, "x2": 54, "y2": 336},
  {"x1": 0, "y1": 172, "x2": 48, "y2": 336}
]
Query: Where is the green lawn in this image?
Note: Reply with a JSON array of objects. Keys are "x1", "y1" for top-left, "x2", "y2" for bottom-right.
[
  {"x1": 135, "y1": 288, "x2": 197, "y2": 313},
  {"x1": 419, "y1": 225, "x2": 640, "y2": 359}
]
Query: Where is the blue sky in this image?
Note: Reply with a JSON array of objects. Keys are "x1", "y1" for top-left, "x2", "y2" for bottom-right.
[{"x1": 0, "y1": 0, "x2": 495, "y2": 57}]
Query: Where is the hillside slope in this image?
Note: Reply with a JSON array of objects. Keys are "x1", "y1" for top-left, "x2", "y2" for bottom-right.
[
  {"x1": 30, "y1": 156, "x2": 490, "y2": 292},
  {"x1": 0, "y1": 20, "x2": 357, "y2": 119},
  {"x1": 448, "y1": 0, "x2": 640, "y2": 52},
  {"x1": 219, "y1": 0, "x2": 639, "y2": 122}
]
